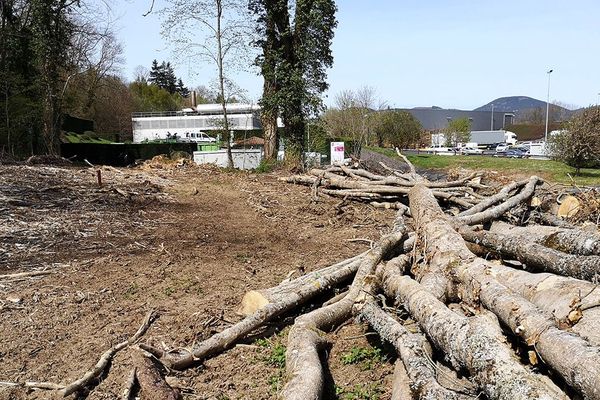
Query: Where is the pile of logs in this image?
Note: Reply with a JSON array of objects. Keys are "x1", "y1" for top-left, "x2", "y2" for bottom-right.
[
  {"x1": 146, "y1": 154, "x2": 596, "y2": 399},
  {"x1": 6, "y1": 154, "x2": 600, "y2": 399}
]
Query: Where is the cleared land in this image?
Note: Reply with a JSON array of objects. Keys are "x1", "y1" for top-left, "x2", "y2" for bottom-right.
[{"x1": 0, "y1": 161, "x2": 394, "y2": 399}]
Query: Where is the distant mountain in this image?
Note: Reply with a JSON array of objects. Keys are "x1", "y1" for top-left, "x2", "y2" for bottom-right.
[{"x1": 474, "y1": 96, "x2": 568, "y2": 113}]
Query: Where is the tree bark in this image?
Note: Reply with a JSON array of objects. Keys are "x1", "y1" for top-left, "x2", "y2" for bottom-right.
[
  {"x1": 359, "y1": 298, "x2": 476, "y2": 400},
  {"x1": 482, "y1": 263, "x2": 600, "y2": 346},
  {"x1": 455, "y1": 176, "x2": 540, "y2": 225},
  {"x1": 377, "y1": 263, "x2": 567, "y2": 400},
  {"x1": 237, "y1": 252, "x2": 366, "y2": 316},
  {"x1": 409, "y1": 183, "x2": 600, "y2": 399},
  {"x1": 146, "y1": 255, "x2": 365, "y2": 370},
  {"x1": 489, "y1": 220, "x2": 600, "y2": 256},
  {"x1": 460, "y1": 228, "x2": 600, "y2": 282},
  {"x1": 282, "y1": 211, "x2": 407, "y2": 400},
  {"x1": 133, "y1": 350, "x2": 179, "y2": 400}
]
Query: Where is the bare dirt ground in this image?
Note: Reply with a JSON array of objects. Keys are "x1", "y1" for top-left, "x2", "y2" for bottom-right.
[{"x1": 0, "y1": 160, "x2": 398, "y2": 399}]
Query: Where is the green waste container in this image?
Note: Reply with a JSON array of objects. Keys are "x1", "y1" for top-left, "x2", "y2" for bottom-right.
[{"x1": 197, "y1": 143, "x2": 219, "y2": 151}]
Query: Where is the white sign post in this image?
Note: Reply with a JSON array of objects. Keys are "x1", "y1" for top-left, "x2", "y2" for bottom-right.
[{"x1": 330, "y1": 141, "x2": 345, "y2": 165}]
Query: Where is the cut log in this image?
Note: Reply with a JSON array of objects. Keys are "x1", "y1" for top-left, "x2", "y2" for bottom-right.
[
  {"x1": 409, "y1": 183, "x2": 600, "y2": 399},
  {"x1": 237, "y1": 252, "x2": 367, "y2": 316},
  {"x1": 359, "y1": 297, "x2": 476, "y2": 400},
  {"x1": 408, "y1": 183, "x2": 472, "y2": 301},
  {"x1": 460, "y1": 228, "x2": 600, "y2": 282},
  {"x1": 145, "y1": 255, "x2": 365, "y2": 370},
  {"x1": 391, "y1": 360, "x2": 414, "y2": 400},
  {"x1": 455, "y1": 176, "x2": 540, "y2": 225},
  {"x1": 458, "y1": 179, "x2": 529, "y2": 217},
  {"x1": 133, "y1": 350, "x2": 179, "y2": 400},
  {"x1": 483, "y1": 263, "x2": 600, "y2": 346},
  {"x1": 281, "y1": 211, "x2": 407, "y2": 400},
  {"x1": 557, "y1": 194, "x2": 581, "y2": 218},
  {"x1": 455, "y1": 258, "x2": 600, "y2": 399},
  {"x1": 489, "y1": 220, "x2": 600, "y2": 256},
  {"x1": 377, "y1": 263, "x2": 567, "y2": 400}
]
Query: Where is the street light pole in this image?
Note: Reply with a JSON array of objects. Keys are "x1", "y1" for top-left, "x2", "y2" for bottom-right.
[{"x1": 544, "y1": 69, "x2": 553, "y2": 142}]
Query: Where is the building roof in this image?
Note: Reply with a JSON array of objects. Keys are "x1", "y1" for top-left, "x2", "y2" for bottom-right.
[{"x1": 397, "y1": 108, "x2": 515, "y2": 131}]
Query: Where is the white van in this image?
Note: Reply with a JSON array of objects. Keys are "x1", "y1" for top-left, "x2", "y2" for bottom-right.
[{"x1": 181, "y1": 132, "x2": 217, "y2": 143}]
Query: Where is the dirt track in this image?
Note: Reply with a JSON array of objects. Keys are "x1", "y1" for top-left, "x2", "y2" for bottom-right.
[{"x1": 0, "y1": 162, "x2": 397, "y2": 399}]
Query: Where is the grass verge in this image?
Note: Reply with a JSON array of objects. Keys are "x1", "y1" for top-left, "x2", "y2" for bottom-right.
[{"x1": 368, "y1": 147, "x2": 600, "y2": 186}]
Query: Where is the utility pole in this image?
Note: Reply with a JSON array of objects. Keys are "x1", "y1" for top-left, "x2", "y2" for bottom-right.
[
  {"x1": 544, "y1": 69, "x2": 553, "y2": 142},
  {"x1": 491, "y1": 104, "x2": 494, "y2": 131}
]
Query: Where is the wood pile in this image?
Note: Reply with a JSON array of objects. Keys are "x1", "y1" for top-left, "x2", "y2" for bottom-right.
[
  {"x1": 136, "y1": 154, "x2": 599, "y2": 399},
  {"x1": 4, "y1": 155, "x2": 599, "y2": 399}
]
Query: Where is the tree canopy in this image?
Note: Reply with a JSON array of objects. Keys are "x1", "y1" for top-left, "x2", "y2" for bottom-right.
[
  {"x1": 549, "y1": 106, "x2": 600, "y2": 174},
  {"x1": 444, "y1": 117, "x2": 472, "y2": 148},
  {"x1": 375, "y1": 110, "x2": 423, "y2": 149},
  {"x1": 250, "y1": 0, "x2": 338, "y2": 168}
]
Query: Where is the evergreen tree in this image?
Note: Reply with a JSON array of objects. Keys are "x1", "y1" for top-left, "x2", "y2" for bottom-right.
[
  {"x1": 164, "y1": 62, "x2": 177, "y2": 94},
  {"x1": 148, "y1": 59, "x2": 161, "y2": 86},
  {"x1": 176, "y1": 78, "x2": 189, "y2": 97}
]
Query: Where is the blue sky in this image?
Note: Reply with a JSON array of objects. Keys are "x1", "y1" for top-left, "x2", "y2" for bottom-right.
[{"x1": 116, "y1": 0, "x2": 600, "y2": 110}]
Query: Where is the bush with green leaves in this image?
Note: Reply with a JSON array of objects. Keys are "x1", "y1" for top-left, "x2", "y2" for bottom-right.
[{"x1": 548, "y1": 106, "x2": 600, "y2": 174}]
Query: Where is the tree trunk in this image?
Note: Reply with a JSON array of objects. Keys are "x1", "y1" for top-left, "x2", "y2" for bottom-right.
[
  {"x1": 143, "y1": 255, "x2": 365, "y2": 370},
  {"x1": 482, "y1": 262, "x2": 600, "y2": 346},
  {"x1": 377, "y1": 263, "x2": 567, "y2": 400},
  {"x1": 455, "y1": 176, "x2": 539, "y2": 225},
  {"x1": 262, "y1": 110, "x2": 278, "y2": 161},
  {"x1": 359, "y1": 298, "x2": 476, "y2": 400},
  {"x1": 133, "y1": 350, "x2": 179, "y2": 400},
  {"x1": 460, "y1": 228, "x2": 600, "y2": 281},
  {"x1": 489, "y1": 220, "x2": 600, "y2": 256},
  {"x1": 215, "y1": 0, "x2": 233, "y2": 169},
  {"x1": 409, "y1": 183, "x2": 600, "y2": 399},
  {"x1": 282, "y1": 211, "x2": 407, "y2": 400}
]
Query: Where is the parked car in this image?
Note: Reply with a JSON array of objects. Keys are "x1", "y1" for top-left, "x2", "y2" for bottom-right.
[
  {"x1": 504, "y1": 148, "x2": 529, "y2": 158},
  {"x1": 495, "y1": 143, "x2": 509, "y2": 153},
  {"x1": 460, "y1": 147, "x2": 484, "y2": 155}
]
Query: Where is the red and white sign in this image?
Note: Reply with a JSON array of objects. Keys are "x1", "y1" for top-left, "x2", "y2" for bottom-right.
[{"x1": 330, "y1": 141, "x2": 345, "y2": 164}]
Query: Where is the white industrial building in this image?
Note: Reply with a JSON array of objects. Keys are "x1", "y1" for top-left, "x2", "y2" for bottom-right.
[{"x1": 131, "y1": 103, "x2": 265, "y2": 143}]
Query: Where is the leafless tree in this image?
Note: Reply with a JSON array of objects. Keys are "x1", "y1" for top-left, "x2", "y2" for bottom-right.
[
  {"x1": 322, "y1": 86, "x2": 387, "y2": 157},
  {"x1": 161, "y1": 0, "x2": 254, "y2": 168}
]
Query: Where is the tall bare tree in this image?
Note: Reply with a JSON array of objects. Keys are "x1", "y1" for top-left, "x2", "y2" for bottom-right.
[{"x1": 161, "y1": 0, "x2": 252, "y2": 168}]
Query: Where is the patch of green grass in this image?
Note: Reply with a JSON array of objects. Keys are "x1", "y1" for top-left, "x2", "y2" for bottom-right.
[
  {"x1": 335, "y1": 383, "x2": 383, "y2": 400},
  {"x1": 255, "y1": 158, "x2": 279, "y2": 173},
  {"x1": 254, "y1": 334, "x2": 288, "y2": 394},
  {"x1": 268, "y1": 373, "x2": 283, "y2": 393},
  {"x1": 124, "y1": 282, "x2": 138, "y2": 298},
  {"x1": 163, "y1": 286, "x2": 175, "y2": 296},
  {"x1": 341, "y1": 346, "x2": 382, "y2": 370},
  {"x1": 368, "y1": 146, "x2": 600, "y2": 186}
]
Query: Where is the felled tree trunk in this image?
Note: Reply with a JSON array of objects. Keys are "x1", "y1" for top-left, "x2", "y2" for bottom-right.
[
  {"x1": 237, "y1": 252, "x2": 366, "y2": 316},
  {"x1": 408, "y1": 183, "x2": 472, "y2": 301},
  {"x1": 489, "y1": 220, "x2": 600, "y2": 256},
  {"x1": 455, "y1": 176, "x2": 539, "y2": 225},
  {"x1": 281, "y1": 211, "x2": 407, "y2": 400},
  {"x1": 133, "y1": 350, "x2": 179, "y2": 400},
  {"x1": 377, "y1": 263, "x2": 567, "y2": 400},
  {"x1": 359, "y1": 298, "x2": 476, "y2": 400},
  {"x1": 483, "y1": 262, "x2": 600, "y2": 346},
  {"x1": 409, "y1": 183, "x2": 600, "y2": 399},
  {"x1": 458, "y1": 178, "x2": 529, "y2": 217},
  {"x1": 460, "y1": 228, "x2": 600, "y2": 281},
  {"x1": 144, "y1": 255, "x2": 365, "y2": 370}
]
